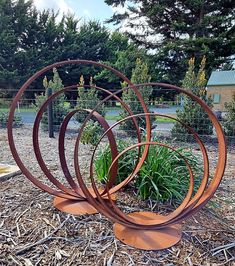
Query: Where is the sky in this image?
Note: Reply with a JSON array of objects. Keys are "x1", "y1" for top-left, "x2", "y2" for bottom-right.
[{"x1": 33, "y1": 0, "x2": 124, "y2": 27}]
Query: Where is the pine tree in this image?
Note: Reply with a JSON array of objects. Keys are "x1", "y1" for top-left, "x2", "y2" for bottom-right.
[
  {"x1": 105, "y1": 0, "x2": 235, "y2": 85},
  {"x1": 119, "y1": 58, "x2": 153, "y2": 135},
  {"x1": 171, "y1": 56, "x2": 213, "y2": 139}
]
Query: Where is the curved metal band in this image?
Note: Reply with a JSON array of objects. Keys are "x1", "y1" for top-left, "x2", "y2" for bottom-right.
[
  {"x1": 85, "y1": 112, "x2": 209, "y2": 229},
  {"x1": 7, "y1": 63, "x2": 226, "y2": 231},
  {"x1": 7, "y1": 60, "x2": 150, "y2": 196},
  {"x1": 32, "y1": 83, "x2": 143, "y2": 197},
  {"x1": 33, "y1": 99, "x2": 118, "y2": 198},
  {"x1": 74, "y1": 82, "x2": 225, "y2": 229}
]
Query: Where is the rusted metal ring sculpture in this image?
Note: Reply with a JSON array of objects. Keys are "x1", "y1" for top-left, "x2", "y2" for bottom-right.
[
  {"x1": 8, "y1": 60, "x2": 227, "y2": 250},
  {"x1": 8, "y1": 60, "x2": 147, "y2": 215}
]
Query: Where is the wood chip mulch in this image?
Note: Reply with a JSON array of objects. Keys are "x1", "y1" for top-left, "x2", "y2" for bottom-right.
[{"x1": 0, "y1": 127, "x2": 234, "y2": 265}]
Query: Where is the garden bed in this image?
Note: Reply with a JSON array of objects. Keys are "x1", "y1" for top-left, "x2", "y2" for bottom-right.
[{"x1": 0, "y1": 126, "x2": 234, "y2": 265}]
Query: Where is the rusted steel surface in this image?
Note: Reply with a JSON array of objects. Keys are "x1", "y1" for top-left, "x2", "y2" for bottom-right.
[{"x1": 8, "y1": 61, "x2": 227, "y2": 250}]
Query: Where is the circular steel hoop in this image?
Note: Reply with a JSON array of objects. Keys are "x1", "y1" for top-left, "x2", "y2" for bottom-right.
[
  {"x1": 75, "y1": 112, "x2": 208, "y2": 229},
  {"x1": 73, "y1": 82, "x2": 226, "y2": 230},
  {"x1": 92, "y1": 113, "x2": 209, "y2": 228},
  {"x1": 7, "y1": 62, "x2": 227, "y2": 250},
  {"x1": 7, "y1": 60, "x2": 150, "y2": 197},
  {"x1": 29, "y1": 83, "x2": 143, "y2": 198}
]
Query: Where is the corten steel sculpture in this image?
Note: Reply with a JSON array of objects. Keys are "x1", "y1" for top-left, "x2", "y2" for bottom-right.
[
  {"x1": 7, "y1": 60, "x2": 146, "y2": 216},
  {"x1": 8, "y1": 60, "x2": 227, "y2": 250}
]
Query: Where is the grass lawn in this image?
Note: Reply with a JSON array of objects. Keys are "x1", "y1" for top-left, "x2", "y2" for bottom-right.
[
  {"x1": 105, "y1": 114, "x2": 176, "y2": 123},
  {"x1": 155, "y1": 116, "x2": 176, "y2": 123},
  {"x1": 0, "y1": 107, "x2": 36, "y2": 113},
  {"x1": 104, "y1": 114, "x2": 121, "y2": 120}
]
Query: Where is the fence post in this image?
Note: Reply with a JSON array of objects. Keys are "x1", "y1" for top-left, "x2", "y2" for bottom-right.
[{"x1": 47, "y1": 88, "x2": 54, "y2": 138}]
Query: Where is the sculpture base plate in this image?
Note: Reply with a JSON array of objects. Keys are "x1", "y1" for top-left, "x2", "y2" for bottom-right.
[
  {"x1": 113, "y1": 211, "x2": 182, "y2": 250},
  {"x1": 53, "y1": 189, "x2": 116, "y2": 215},
  {"x1": 53, "y1": 196, "x2": 98, "y2": 215}
]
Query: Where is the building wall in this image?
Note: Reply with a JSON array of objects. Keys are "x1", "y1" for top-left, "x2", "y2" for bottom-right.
[{"x1": 207, "y1": 85, "x2": 235, "y2": 111}]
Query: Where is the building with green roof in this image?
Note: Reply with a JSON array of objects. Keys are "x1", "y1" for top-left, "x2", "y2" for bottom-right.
[{"x1": 207, "y1": 70, "x2": 235, "y2": 111}]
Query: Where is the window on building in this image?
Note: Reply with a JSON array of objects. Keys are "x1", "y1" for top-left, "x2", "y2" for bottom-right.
[{"x1": 213, "y1": 93, "x2": 221, "y2": 104}]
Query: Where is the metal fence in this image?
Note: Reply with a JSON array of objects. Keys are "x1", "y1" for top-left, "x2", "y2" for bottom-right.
[{"x1": 1, "y1": 88, "x2": 234, "y2": 150}]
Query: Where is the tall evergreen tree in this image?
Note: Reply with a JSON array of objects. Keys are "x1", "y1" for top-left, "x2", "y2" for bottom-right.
[
  {"x1": 94, "y1": 32, "x2": 156, "y2": 93},
  {"x1": 0, "y1": 0, "x2": 154, "y2": 102},
  {"x1": 0, "y1": 0, "x2": 32, "y2": 93},
  {"x1": 105, "y1": 0, "x2": 235, "y2": 84},
  {"x1": 0, "y1": 0, "x2": 65, "y2": 97}
]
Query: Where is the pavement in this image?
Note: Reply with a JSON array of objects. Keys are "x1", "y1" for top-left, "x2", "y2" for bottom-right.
[{"x1": 17, "y1": 106, "x2": 181, "y2": 131}]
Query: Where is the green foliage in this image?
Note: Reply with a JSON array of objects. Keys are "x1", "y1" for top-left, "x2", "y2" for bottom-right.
[
  {"x1": 34, "y1": 68, "x2": 69, "y2": 130},
  {"x1": 94, "y1": 139, "x2": 202, "y2": 203},
  {"x1": 0, "y1": 0, "x2": 65, "y2": 97},
  {"x1": 119, "y1": 58, "x2": 153, "y2": 135},
  {"x1": 135, "y1": 145, "x2": 201, "y2": 202},
  {"x1": 172, "y1": 57, "x2": 213, "y2": 139},
  {"x1": 94, "y1": 32, "x2": 156, "y2": 93},
  {"x1": 0, "y1": 111, "x2": 23, "y2": 128},
  {"x1": 80, "y1": 120, "x2": 103, "y2": 147},
  {"x1": 223, "y1": 94, "x2": 235, "y2": 136},
  {"x1": 105, "y1": 0, "x2": 235, "y2": 85},
  {"x1": 75, "y1": 76, "x2": 106, "y2": 123},
  {"x1": 0, "y1": 1, "x2": 157, "y2": 102},
  {"x1": 95, "y1": 140, "x2": 135, "y2": 184}
]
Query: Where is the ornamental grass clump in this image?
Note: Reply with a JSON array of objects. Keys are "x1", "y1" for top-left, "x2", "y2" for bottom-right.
[
  {"x1": 135, "y1": 145, "x2": 202, "y2": 202},
  {"x1": 95, "y1": 140, "x2": 136, "y2": 185},
  {"x1": 94, "y1": 140, "x2": 202, "y2": 203}
]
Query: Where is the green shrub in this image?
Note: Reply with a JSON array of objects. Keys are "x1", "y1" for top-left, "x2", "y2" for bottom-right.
[
  {"x1": 0, "y1": 112, "x2": 23, "y2": 128},
  {"x1": 135, "y1": 145, "x2": 202, "y2": 202},
  {"x1": 223, "y1": 94, "x2": 235, "y2": 136},
  {"x1": 171, "y1": 57, "x2": 213, "y2": 140},
  {"x1": 94, "y1": 139, "x2": 202, "y2": 203},
  {"x1": 75, "y1": 76, "x2": 106, "y2": 124},
  {"x1": 34, "y1": 68, "x2": 69, "y2": 131},
  {"x1": 95, "y1": 140, "x2": 136, "y2": 184},
  {"x1": 80, "y1": 120, "x2": 103, "y2": 147},
  {"x1": 119, "y1": 58, "x2": 154, "y2": 136}
]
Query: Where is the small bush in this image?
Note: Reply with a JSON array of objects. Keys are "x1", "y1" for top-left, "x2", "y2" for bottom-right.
[
  {"x1": 223, "y1": 95, "x2": 235, "y2": 136},
  {"x1": 119, "y1": 58, "x2": 154, "y2": 136},
  {"x1": 0, "y1": 112, "x2": 23, "y2": 128},
  {"x1": 135, "y1": 145, "x2": 202, "y2": 202},
  {"x1": 34, "y1": 68, "x2": 69, "y2": 131},
  {"x1": 75, "y1": 76, "x2": 106, "y2": 124},
  {"x1": 171, "y1": 57, "x2": 213, "y2": 140},
  {"x1": 94, "y1": 139, "x2": 202, "y2": 203},
  {"x1": 80, "y1": 120, "x2": 103, "y2": 147}
]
